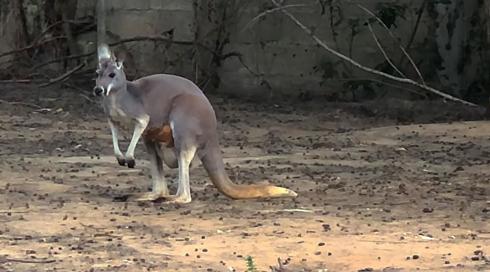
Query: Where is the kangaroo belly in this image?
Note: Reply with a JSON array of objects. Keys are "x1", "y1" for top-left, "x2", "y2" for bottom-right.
[{"x1": 143, "y1": 125, "x2": 174, "y2": 147}]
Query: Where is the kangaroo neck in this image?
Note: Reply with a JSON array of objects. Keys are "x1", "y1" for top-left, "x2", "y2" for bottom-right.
[
  {"x1": 106, "y1": 81, "x2": 133, "y2": 100},
  {"x1": 103, "y1": 82, "x2": 128, "y2": 107}
]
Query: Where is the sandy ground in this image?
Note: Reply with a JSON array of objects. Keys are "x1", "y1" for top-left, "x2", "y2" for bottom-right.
[{"x1": 0, "y1": 85, "x2": 488, "y2": 272}]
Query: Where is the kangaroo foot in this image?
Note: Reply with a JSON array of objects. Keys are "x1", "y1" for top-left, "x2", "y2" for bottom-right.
[
  {"x1": 116, "y1": 156, "x2": 126, "y2": 166},
  {"x1": 126, "y1": 157, "x2": 135, "y2": 168},
  {"x1": 161, "y1": 195, "x2": 192, "y2": 204},
  {"x1": 134, "y1": 191, "x2": 168, "y2": 202}
]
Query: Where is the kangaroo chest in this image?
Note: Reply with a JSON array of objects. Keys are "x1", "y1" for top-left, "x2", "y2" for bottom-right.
[
  {"x1": 109, "y1": 107, "x2": 134, "y2": 129},
  {"x1": 104, "y1": 96, "x2": 134, "y2": 129},
  {"x1": 103, "y1": 95, "x2": 174, "y2": 147}
]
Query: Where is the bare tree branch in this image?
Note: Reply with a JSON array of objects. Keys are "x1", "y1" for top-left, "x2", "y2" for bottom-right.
[
  {"x1": 405, "y1": 0, "x2": 428, "y2": 53},
  {"x1": 39, "y1": 62, "x2": 85, "y2": 87},
  {"x1": 31, "y1": 35, "x2": 224, "y2": 70},
  {"x1": 270, "y1": 0, "x2": 480, "y2": 108},
  {"x1": 366, "y1": 21, "x2": 406, "y2": 78},
  {"x1": 0, "y1": 36, "x2": 66, "y2": 59},
  {"x1": 241, "y1": 4, "x2": 307, "y2": 32},
  {"x1": 357, "y1": 4, "x2": 426, "y2": 85}
]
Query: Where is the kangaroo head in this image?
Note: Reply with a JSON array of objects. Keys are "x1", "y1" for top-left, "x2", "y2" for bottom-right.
[{"x1": 94, "y1": 44, "x2": 126, "y2": 97}]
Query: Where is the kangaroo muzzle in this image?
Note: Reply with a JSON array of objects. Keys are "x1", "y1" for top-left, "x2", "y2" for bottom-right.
[
  {"x1": 93, "y1": 86, "x2": 104, "y2": 96},
  {"x1": 93, "y1": 83, "x2": 113, "y2": 96}
]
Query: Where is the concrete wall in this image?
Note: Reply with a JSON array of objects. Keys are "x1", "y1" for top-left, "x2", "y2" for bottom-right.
[
  {"x1": 76, "y1": 0, "x2": 196, "y2": 79},
  {"x1": 2, "y1": 0, "x2": 485, "y2": 99},
  {"x1": 218, "y1": 0, "x2": 433, "y2": 98}
]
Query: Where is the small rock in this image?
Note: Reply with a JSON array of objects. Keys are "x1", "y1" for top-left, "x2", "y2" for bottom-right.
[
  {"x1": 422, "y1": 207, "x2": 434, "y2": 213},
  {"x1": 322, "y1": 224, "x2": 331, "y2": 232}
]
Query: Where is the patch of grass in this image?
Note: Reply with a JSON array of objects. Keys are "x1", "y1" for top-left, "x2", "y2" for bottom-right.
[{"x1": 246, "y1": 256, "x2": 258, "y2": 272}]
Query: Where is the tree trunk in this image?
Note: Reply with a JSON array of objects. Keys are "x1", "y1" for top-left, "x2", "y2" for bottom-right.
[
  {"x1": 0, "y1": 0, "x2": 29, "y2": 65},
  {"x1": 485, "y1": 0, "x2": 490, "y2": 56}
]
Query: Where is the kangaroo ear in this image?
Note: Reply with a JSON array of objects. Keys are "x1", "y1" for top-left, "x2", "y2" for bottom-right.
[
  {"x1": 97, "y1": 44, "x2": 111, "y2": 62},
  {"x1": 114, "y1": 50, "x2": 126, "y2": 70},
  {"x1": 116, "y1": 60, "x2": 124, "y2": 70}
]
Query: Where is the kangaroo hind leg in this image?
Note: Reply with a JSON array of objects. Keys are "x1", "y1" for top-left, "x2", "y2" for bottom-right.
[
  {"x1": 134, "y1": 140, "x2": 170, "y2": 202},
  {"x1": 162, "y1": 142, "x2": 197, "y2": 204},
  {"x1": 157, "y1": 145, "x2": 178, "y2": 169},
  {"x1": 161, "y1": 94, "x2": 207, "y2": 204}
]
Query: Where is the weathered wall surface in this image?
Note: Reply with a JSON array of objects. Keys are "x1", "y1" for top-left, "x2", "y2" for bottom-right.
[
  {"x1": 1, "y1": 0, "x2": 487, "y2": 99},
  {"x1": 76, "y1": 0, "x2": 196, "y2": 79},
  {"x1": 431, "y1": 0, "x2": 483, "y2": 98},
  {"x1": 218, "y1": 0, "x2": 433, "y2": 98},
  {"x1": 76, "y1": 0, "x2": 436, "y2": 98}
]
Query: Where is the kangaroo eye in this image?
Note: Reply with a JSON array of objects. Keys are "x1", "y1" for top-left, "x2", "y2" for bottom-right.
[{"x1": 109, "y1": 72, "x2": 116, "y2": 78}]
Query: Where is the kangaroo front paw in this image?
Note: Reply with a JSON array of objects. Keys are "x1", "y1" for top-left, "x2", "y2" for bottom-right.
[
  {"x1": 126, "y1": 158, "x2": 135, "y2": 168},
  {"x1": 116, "y1": 157, "x2": 126, "y2": 166}
]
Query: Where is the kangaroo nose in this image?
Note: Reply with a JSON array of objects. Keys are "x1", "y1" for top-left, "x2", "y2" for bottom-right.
[{"x1": 93, "y1": 86, "x2": 104, "y2": 96}]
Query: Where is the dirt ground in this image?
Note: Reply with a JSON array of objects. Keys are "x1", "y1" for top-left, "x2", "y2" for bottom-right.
[{"x1": 0, "y1": 85, "x2": 489, "y2": 272}]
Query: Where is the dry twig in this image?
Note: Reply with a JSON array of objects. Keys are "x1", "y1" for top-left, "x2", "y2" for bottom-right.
[
  {"x1": 241, "y1": 4, "x2": 307, "y2": 32},
  {"x1": 0, "y1": 79, "x2": 43, "y2": 84},
  {"x1": 0, "y1": 36, "x2": 66, "y2": 59},
  {"x1": 0, "y1": 256, "x2": 55, "y2": 264},
  {"x1": 270, "y1": 258, "x2": 289, "y2": 272}
]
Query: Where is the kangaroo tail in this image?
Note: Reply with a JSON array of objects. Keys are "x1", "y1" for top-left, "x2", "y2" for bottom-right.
[{"x1": 199, "y1": 140, "x2": 297, "y2": 199}]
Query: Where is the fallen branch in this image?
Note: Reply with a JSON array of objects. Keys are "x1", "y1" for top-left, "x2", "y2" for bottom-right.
[
  {"x1": 0, "y1": 79, "x2": 43, "y2": 84},
  {"x1": 39, "y1": 62, "x2": 86, "y2": 87},
  {"x1": 353, "y1": 78, "x2": 427, "y2": 98},
  {"x1": 270, "y1": 0, "x2": 479, "y2": 108},
  {"x1": 0, "y1": 99, "x2": 43, "y2": 109}
]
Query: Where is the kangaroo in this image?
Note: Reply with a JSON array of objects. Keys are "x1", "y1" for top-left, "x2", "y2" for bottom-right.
[{"x1": 93, "y1": 44, "x2": 297, "y2": 203}]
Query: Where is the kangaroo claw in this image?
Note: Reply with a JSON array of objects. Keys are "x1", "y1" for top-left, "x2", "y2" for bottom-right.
[
  {"x1": 126, "y1": 158, "x2": 135, "y2": 168},
  {"x1": 116, "y1": 157, "x2": 126, "y2": 166}
]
